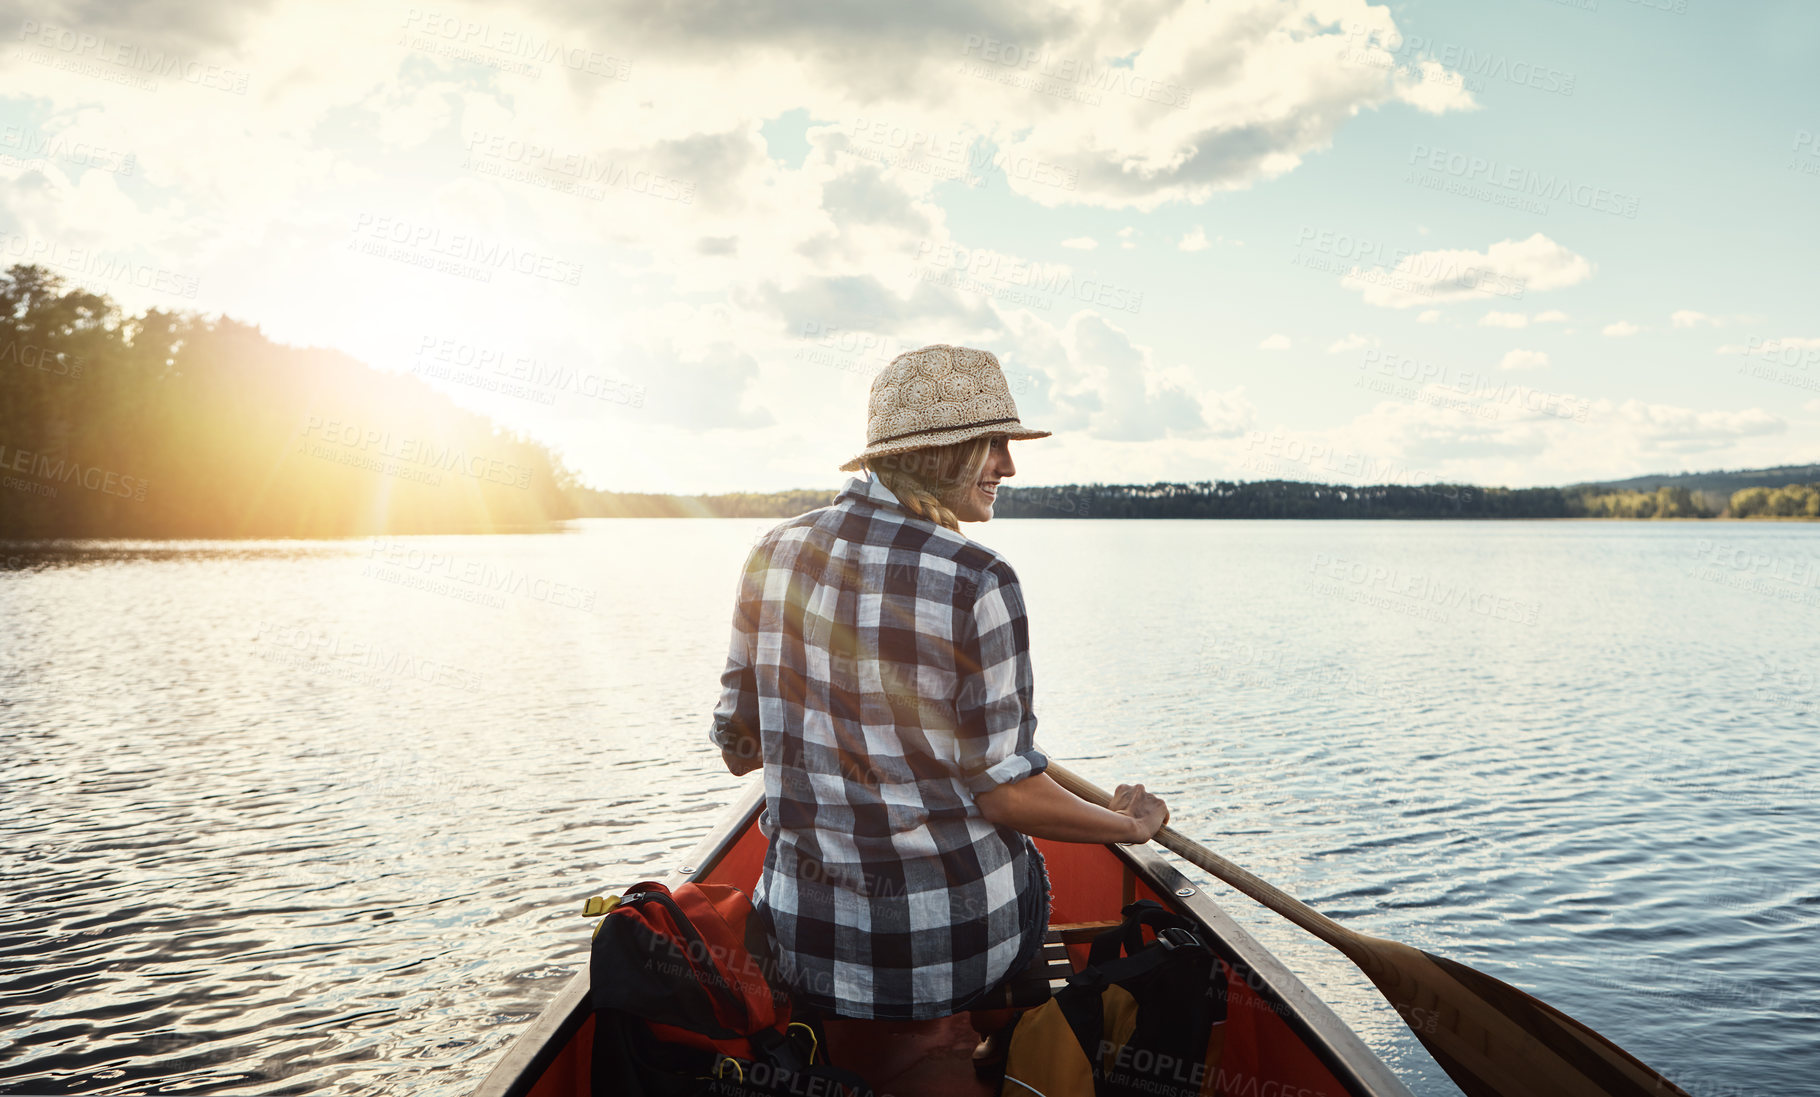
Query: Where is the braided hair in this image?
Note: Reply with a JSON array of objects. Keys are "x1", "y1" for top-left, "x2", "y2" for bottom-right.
[{"x1": 861, "y1": 436, "x2": 993, "y2": 532}]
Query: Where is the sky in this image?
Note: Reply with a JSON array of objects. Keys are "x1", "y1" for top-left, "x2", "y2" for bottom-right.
[{"x1": 2, "y1": 0, "x2": 1817, "y2": 495}]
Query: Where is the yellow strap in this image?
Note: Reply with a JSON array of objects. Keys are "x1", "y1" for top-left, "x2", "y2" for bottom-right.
[{"x1": 788, "y1": 1020, "x2": 820, "y2": 1064}]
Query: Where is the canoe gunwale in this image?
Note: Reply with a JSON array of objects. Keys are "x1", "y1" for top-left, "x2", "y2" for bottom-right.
[{"x1": 472, "y1": 781, "x2": 1413, "y2": 1097}]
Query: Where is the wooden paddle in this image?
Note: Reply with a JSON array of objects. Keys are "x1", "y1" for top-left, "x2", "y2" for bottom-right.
[{"x1": 1047, "y1": 762, "x2": 1691, "y2": 1097}]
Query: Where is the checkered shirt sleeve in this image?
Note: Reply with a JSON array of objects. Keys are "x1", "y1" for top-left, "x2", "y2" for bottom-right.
[
  {"x1": 709, "y1": 543, "x2": 763, "y2": 761},
  {"x1": 955, "y1": 563, "x2": 1046, "y2": 794}
]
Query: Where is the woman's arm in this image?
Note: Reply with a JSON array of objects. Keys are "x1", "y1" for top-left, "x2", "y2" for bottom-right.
[
  {"x1": 711, "y1": 544, "x2": 766, "y2": 776},
  {"x1": 975, "y1": 774, "x2": 1169, "y2": 844}
]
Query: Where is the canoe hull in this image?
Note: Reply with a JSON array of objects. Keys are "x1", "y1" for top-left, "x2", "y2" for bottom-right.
[{"x1": 474, "y1": 783, "x2": 1414, "y2": 1097}]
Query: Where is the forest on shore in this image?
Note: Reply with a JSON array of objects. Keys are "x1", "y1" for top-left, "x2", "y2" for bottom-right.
[{"x1": 2, "y1": 264, "x2": 1814, "y2": 538}]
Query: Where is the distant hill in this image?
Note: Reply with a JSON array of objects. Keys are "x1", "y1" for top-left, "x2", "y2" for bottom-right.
[{"x1": 1566, "y1": 464, "x2": 1820, "y2": 497}]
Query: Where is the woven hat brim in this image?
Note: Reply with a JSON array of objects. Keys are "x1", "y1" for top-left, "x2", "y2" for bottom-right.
[{"x1": 839, "y1": 422, "x2": 1052, "y2": 472}]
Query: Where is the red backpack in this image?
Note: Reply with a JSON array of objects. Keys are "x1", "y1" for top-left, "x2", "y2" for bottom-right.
[{"x1": 587, "y1": 880, "x2": 873, "y2": 1096}]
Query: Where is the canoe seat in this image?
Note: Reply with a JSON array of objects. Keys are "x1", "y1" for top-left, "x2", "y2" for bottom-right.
[{"x1": 818, "y1": 919, "x2": 1123, "y2": 1097}]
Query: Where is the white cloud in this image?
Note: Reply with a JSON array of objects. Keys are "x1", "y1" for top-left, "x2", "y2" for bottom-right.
[
  {"x1": 1258, "y1": 334, "x2": 1292, "y2": 350},
  {"x1": 1219, "y1": 392, "x2": 1787, "y2": 493},
  {"x1": 5, "y1": 0, "x2": 1805, "y2": 493},
  {"x1": 1603, "y1": 321, "x2": 1640, "y2": 337},
  {"x1": 1327, "y1": 333, "x2": 1376, "y2": 353},
  {"x1": 1604, "y1": 399, "x2": 1783, "y2": 453},
  {"x1": 1178, "y1": 226, "x2": 1209, "y2": 252},
  {"x1": 1340, "y1": 233, "x2": 1594, "y2": 309},
  {"x1": 619, "y1": 340, "x2": 775, "y2": 429},
  {"x1": 1671, "y1": 309, "x2": 1718, "y2": 328},
  {"x1": 1004, "y1": 310, "x2": 1254, "y2": 443},
  {"x1": 1481, "y1": 310, "x2": 1566, "y2": 328},
  {"x1": 976, "y1": 3, "x2": 1476, "y2": 211},
  {"x1": 1499, "y1": 349, "x2": 1549, "y2": 371}
]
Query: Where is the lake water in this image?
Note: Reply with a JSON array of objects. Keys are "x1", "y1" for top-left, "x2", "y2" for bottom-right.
[{"x1": 1, "y1": 519, "x2": 1816, "y2": 1096}]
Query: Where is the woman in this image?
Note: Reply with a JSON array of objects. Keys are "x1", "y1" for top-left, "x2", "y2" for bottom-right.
[{"x1": 709, "y1": 343, "x2": 1169, "y2": 1052}]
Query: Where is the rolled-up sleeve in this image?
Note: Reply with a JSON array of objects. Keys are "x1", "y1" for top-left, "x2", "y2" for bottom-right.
[
  {"x1": 953, "y1": 562, "x2": 1048, "y2": 795},
  {"x1": 710, "y1": 544, "x2": 764, "y2": 756}
]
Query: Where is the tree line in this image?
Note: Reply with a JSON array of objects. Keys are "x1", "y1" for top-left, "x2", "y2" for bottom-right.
[
  {"x1": 2, "y1": 263, "x2": 1812, "y2": 537},
  {"x1": 0, "y1": 264, "x2": 578, "y2": 538}
]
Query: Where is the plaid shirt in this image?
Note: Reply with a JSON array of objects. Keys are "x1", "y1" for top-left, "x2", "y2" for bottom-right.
[{"x1": 710, "y1": 473, "x2": 1050, "y2": 1020}]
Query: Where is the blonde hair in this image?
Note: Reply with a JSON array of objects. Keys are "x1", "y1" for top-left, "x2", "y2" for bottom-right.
[{"x1": 861, "y1": 436, "x2": 993, "y2": 532}]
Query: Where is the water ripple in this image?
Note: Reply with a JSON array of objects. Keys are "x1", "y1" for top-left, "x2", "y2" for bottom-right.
[{"x1": 2, "y1": 521, "x2": 1817, "y2": 1095}]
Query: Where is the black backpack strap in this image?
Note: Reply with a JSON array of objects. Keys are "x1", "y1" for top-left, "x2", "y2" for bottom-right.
[
  {"x1": 1087, "y1": 899, "x2": 1197, "y2": 968},
  {"x1": 1053, "y1": 976, "x2": 1107, "y2": 1081}
]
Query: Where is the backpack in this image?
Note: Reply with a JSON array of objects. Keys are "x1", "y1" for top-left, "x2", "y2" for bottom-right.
[
  {"x1": 586, "y1": 879, "x2": 874, "y2": 1097},
  {"x1": 999, "y1": 900, "x2": 1229, "y2": 1097}
]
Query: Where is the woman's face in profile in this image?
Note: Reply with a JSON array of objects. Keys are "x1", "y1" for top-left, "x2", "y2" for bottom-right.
[{"x1": 950, "y1": 435, "x2": 1015, "y2": 524}]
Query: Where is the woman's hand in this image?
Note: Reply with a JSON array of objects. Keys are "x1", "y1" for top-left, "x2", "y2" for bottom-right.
[{"x1": 1108, "y1": 783, "x2": 1170, "y2": 844}]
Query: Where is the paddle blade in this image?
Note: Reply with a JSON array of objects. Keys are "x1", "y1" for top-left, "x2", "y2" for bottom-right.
[{"x1": 1349, "y1": 935, "x2": 1692, "y2": 1097}]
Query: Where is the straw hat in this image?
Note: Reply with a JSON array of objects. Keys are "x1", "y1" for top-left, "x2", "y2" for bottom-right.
[{"x1": 838, "y1": 344, "x2": 1051, "y2": 471}]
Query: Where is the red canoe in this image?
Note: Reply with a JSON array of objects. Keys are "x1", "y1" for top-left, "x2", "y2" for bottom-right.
[{"x1": 473, "y1": 782, "x2": 1416, "y2": 1097}]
